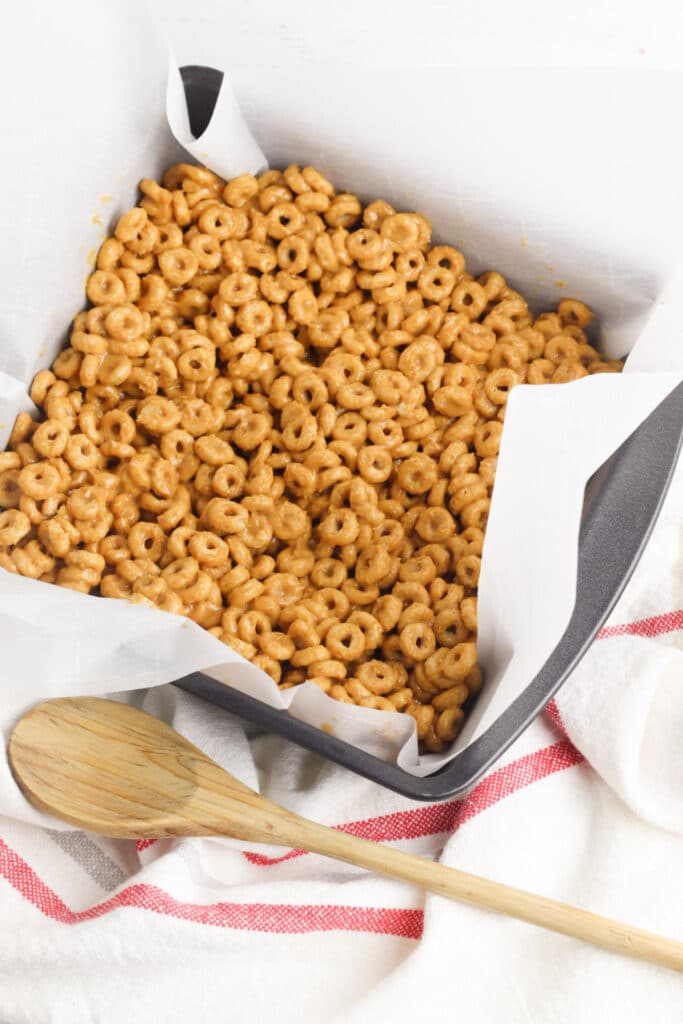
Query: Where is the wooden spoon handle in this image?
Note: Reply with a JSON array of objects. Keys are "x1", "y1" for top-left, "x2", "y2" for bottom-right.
[{"x1": 276, "y1": 814, "x2": 683, "y2": 973}]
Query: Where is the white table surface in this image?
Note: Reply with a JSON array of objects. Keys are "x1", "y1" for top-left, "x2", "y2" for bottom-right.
[{"x1": 150, "y1": 0, "x2": 683, "y2": 71}]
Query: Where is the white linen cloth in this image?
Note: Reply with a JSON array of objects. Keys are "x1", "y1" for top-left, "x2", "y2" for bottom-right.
[{"x1": 0, "y1": 462, "x2": 680, "y2": 1023}]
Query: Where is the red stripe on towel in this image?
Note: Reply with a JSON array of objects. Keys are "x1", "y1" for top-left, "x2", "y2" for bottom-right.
[
  {"x1": 598, "y1": 609, "x2": 683, "y2": 641},
  {"x1": 245, "y1": 738, "x2": 582, "y2": 866},
  {"x1": 0, "y1": 839, "x2": 422, "y2": 937}
]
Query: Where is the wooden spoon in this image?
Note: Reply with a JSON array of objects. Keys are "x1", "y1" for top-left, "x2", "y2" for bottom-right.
[{"x1": 8, "y1": 697, "x2": 683, "y2": 973}]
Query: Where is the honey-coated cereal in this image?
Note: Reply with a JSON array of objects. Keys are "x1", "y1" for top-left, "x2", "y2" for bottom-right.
[{"x1": 0, "y1": 163, "x2": 623, "y2": 751}]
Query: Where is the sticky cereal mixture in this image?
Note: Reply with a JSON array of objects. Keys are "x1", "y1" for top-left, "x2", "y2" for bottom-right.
[{"x1": 0, "y1": 163, "x2": 622, "y2": 751}]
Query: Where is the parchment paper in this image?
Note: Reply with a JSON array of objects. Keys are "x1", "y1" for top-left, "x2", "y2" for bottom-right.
[{"x1": 1, "y1": 2, "x2": 682, "y2": 817}]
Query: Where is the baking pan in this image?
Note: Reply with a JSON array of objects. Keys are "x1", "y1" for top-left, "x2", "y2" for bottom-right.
[{"x1": 174, "y1": 66, "x2": 683, "y2": 800}]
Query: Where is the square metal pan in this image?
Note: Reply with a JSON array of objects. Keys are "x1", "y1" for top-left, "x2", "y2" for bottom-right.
[{"x1": 174, "y1": 67, "x2": 683, "y2": 799}]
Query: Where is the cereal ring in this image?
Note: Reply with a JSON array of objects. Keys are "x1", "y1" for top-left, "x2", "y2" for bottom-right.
[
  {"x1": 380, "y1": 214, "x2": 420, "y2": 252},
  {"x1": 267, "y1": 202, "x2": 305, "y2": 239},
  {"x1": 544, "y1": 334, "x2": 579, "y2": 366},
  {"x1": 455, "y1": 554, "x2": 481, "y2": 588},
  {"x1": 483, "y1": 367, "x2": 518, "y2": 405},
  {"x1": 435, "y1": 706, "x2": 465, "y2": 741},
  {"x1": 418, "y1": 265, "x2": 455, "y2": 302},
  {"x1": 442, "y1": 642, "x2": 477, "y2": 683},
  {"x1": 31, "y1": 420, "x2": 68, "y2": 459},
  {"x1": 558, "y1": 299, "x2": 592, "y2": 328},
  {"x1": 281, "y1": 408, "x2": 317, "y2": 452},
  {"x1": 357, "y1": 445, "x2": 393, "y2": 483},
  {"x1": 270, "y1": 501, "x2": 308, "y2": 541},
  {"x1": 259, "y1": 631, "x2": 296, "y2": 660},
  {"x1": 406, "y1": 703, "x2": 435, "y2": 740},
  {"x1": 354, "y1": 544, "x2": 392, "y2": 586},
  {"x1": 211, "y1": 462, "x2": 245, "y2": 499},
  {"x1": 345, "y1": 610, "x2": 382, "y2": 651},
  {"x1": 325, "y1": 622, "x2": 366, "y2": 661},
  {"x1": 105, "y1": 304, "x2": 144, "y2": 342},
  {"x1": 398, "y1": 555, "x2": 437, "y2": 586},
  {"x1": 11, "y1": 540, "x2": 55, "y2": 580},
  {"x1": 158, "y1": 247, "x2": 199, "y2": 286},
  {"x1": 204, "y1": 498, "x2": 249, "y2": 536},
  {"x1": 450, "y1": 280, "x2": 488, "y2": 319},
  {"x1": 288, "y1": 285, "x2": 318, "y2": 325},
  {"x1": 181, "y1": 399, "x2": 219, "y2": 437},
  {"x1": 318, "y1": 508, "x2": 360, "y2": 545},
  {"x1": 356, "y1": 660, "x2": 397, "y2": 695},
  {"x1": 396, "y1": 454, "x2": 437, "y2": 495},
  {"x1": 399, "y1": 622, "x2": 436, "y2": 661},
  {"x1": 277, "y1": 545, "x2": 315, "y2": 577},
  {"x1": 17, "y1": 462, "x2": 61, "y2": 500},
  {"x1": 325, "y1": 194, "x2": 362, "y2": 230},
  {"x1": 177, "y1": 347, "x2": 216, "y2": 382},
  {"x1": 197, "y1": 205, "x2": 238, "y2": 240},
  {"x1": 0, "y1": 509, "x2": 31, "y2": 547},
  {"x1": 86, "y1": 270, "x2": 127, "y2": 305},
  {"x1": 552, "y1": 362, "x2": 588, "y2": 383},
  {"x1": 160, "y1": 556, "x2": 198, "y2": 591}
]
